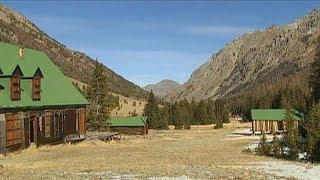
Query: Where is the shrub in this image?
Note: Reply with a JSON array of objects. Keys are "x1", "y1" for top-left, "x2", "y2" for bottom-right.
[{"x1": 256, "y1": 132, "x2": 271, "y2": 156}]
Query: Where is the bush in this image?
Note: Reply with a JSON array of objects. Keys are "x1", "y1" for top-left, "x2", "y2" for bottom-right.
[
  {"x1": 214, "y1": 119, "x2": 223, "y2": 129},
  {"x1": 272, "y1": 134, "x2": 283, "y2": 158},
  {"x1": 256, "y1": 132, "x2": 271, "y2": 156}
]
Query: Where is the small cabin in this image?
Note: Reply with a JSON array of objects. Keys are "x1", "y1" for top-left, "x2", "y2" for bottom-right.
[
  {"x1": 0, "y1": 41, "x2": 88, "y2": 153},
  {"x1": 110, "y1": 116, "x2": 148, "y2": 135},
  {"x1": 251, "y1": 109, "x2": 303, "y2": 134}
]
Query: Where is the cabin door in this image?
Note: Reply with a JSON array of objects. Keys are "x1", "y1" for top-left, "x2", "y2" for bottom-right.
[
  {"x1": 24, "y1": 118, "x2": 30, "y2": 148},
  {"x1": 29, "y1": 115, "x2": 40, "y2": 147}
]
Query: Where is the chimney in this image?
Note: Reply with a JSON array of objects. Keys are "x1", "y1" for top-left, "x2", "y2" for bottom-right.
[{"x1": 18, "y1": 47, "x2": 24, "y2": 59}]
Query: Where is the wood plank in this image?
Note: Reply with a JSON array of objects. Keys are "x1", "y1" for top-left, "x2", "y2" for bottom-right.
[
  {"x1": 6, "y1": 129, "x2": 20, "y2": 141},
  {"x1": 79, "y1": 109, "x2": 85, "y2": 135}
]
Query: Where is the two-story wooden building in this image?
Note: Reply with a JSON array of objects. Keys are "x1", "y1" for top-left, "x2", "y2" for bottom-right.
[{"x1": 0, "y1": 41, "x2": 89, "y2": 152}]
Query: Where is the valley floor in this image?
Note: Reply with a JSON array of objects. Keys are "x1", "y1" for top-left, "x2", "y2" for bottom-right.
[{"x1": 0, "y1": 124, "x2": 315, "y2": 179}]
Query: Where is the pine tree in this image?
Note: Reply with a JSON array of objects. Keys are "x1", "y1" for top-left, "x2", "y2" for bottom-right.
[
  {"x1": 143, "y1": 91, "x2": 158, "y2": 129},
  {"x1": 194, "y1": 100, "x2": 208, "y2": 125},
  {"x1": 206, "y1": 99, "x2": 215, "y2": 124},
  {"x1": 306, "y1": 103, "x2": 320, "y2": 162},
  {"x1": 214, "y1": 99, "x2": 230, "y2": 123},
  {"x1": 143, "y1": 91, "x2": 168, "y2": 130},
  {"x1": 272, "y1": 133, "x2": 283, "y2": 158},
  {"x1": 171, "y1": 102, "x2": 183, "y2": 129},
  {"x1": 179, "y1": 99, "x2": 192, "y2": 129},
  {"x1": 309, "y1": 37, "x2": 320, "y2": 103},
  {"x1": 284, "y1": 107, "x2": 300, "y2": 160},
  {"x1": 190, "y1": 98, "x2": 197, "y2": 124},
  {"x1": 257, "y1": 131, "x2": 271, "y2": 156},
  {"x1": 86, "y1": 61, "x2": 110, "y2": 131},
  {"x1": 143, "y1": 90, "x2": 157, "y2": 119}
]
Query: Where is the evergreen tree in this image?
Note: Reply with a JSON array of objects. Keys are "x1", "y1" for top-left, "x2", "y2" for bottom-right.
[
  {"x1": 309, "y1": 37, "x2": 320, "y2": 103},
  {"x1": 214, "y1": 99, "x2": 230, "y2": 123},
  {"x1": 284, "y1": 107, "x2": 300, "y2": 160},
  {"x1": 86, "y1": 61, "x2": 110, "y2": 131},
  {"x1": 143, "y1": 90, "x2": 167, "y2": 129},
  {"x1": 171, "y1": 102, "x2": 183, "y2": 129},
  {"x1": 143, "y1": 90, "x2": 157, "y2": 119},
  {"x1": 272, "y1": 133, "x2": 283, "y2": 158},
  {"x1": 306, "y1": 103, "x2": 320, "y2": 162},
  {"x1": 161, "y1": 103, "x2": 171, "y2": 125},
  {"x1": 179, "y1": 99, "x2": 192, "y2": 129},
  {"x1": 206, "y1": 99, "x2": 216, "y2": 124},
  {"x1": 190, "y1": 98, "x2": 197, "y2": 124},
  {"x1": 257, "y1": 131, "x2": 271, "y2": 156},
  {"x1": 194, "y1": 100, "x2": 208, "y2": 125}
]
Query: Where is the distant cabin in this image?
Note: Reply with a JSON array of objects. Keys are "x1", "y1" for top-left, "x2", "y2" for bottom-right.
[
  {"x1": 0, "y1": 41, "x2": 88, "y2": 153},
  {"x1": 110, "y1": 116, "x2": 148, "y2": 135},
  {"x1": 251, "y1": 109, "x2": 303, "y2": 134}
]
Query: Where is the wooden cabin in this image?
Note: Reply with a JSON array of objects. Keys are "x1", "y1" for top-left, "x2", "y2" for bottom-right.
[
  {"x1": 110, "y1": 116, "x2": 148, "y2": 135},
  {"x1": 0, "y1": 41, "x2": 88, "y2": 153},
  {"x1": 251, "y1": 109, "x2": 303, "y2": 134}
]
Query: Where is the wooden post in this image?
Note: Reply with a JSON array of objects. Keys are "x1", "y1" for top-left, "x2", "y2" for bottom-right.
[{"x1": 252, "y1": 121, "x2": 255, "y2": 135}]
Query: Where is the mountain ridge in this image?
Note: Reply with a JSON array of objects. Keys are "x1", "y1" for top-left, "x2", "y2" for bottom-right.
[
  {"x1": 144, "y1": 79, "x2": 180, "y2": 97},
  {"x1": 166, "y1": 9, "x2": 320, "y2": 102}
]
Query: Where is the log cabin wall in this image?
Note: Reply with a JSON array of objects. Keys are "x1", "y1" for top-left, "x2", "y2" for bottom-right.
[
  {"x1": 110, "y1": 126, "x2": 147, "y2": 135},
  {"x1": 0, "y1": 107, "x2": 86, "y2": 152},
  {"x1": 253, "y1": 120, "x2": 298, "y2": 134}
]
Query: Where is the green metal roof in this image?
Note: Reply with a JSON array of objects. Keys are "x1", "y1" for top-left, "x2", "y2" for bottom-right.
[
  {"x1": 110, "y1": 116, "x2": 147, "y2": 127},
  {"x1": 251, "y1": 109, "x2": 303, "y2": 121},
  {"x1": 0, "y1": 41, "x2": 89, "y2": 108}
]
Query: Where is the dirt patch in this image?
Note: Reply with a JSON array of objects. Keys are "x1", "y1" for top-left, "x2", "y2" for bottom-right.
[{"x1": 0, "y1": 125, "x2": 275, "y2": 179}]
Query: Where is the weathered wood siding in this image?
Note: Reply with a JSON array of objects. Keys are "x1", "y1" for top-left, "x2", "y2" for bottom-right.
[
  {"x1": 253, "y1": 120, "x2": 298, "y2": 134},
  {"x1": 110, "y1": 126, "x2": 148, "y2": 135},
  {"x1": 79, "y1": 109, "x2": 85, "y2": 136}
]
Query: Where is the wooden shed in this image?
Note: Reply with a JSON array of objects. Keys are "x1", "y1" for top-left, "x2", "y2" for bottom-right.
[
  {"x1": 251, "y1": 109, "x2": 303, "y2": 134},
  {"x1": 0, "y1": 41, "x2": 89, "y2": 153},
  {"x1": 110, "y1": 116, "x2": 148, "y2": 135}
]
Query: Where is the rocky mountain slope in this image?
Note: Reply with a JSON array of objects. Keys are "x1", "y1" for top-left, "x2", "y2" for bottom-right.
[
  {"x1": 0, "y1": 4, "x2": 147, "y2": 99},
  {"x1": 144, "y1": 79, "x2": 180, "y2": 97},
  {"x1": 166, "y1": 9, "x2": 320, "y2": 102}
]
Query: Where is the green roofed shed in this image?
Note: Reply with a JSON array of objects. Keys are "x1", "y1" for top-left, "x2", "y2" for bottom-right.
[
  {"x1": 251, "y1": 109, "x2": 304, "y2": 121},
  {"x1": 110, "y1": 116, "x2": 147, "y2": 127},
  {"x1": 110, "y1": 116, "x2": 148, "y2": 135},
  {"x1": 251, "y1": 109, "x2": 304, "y2": 134}
]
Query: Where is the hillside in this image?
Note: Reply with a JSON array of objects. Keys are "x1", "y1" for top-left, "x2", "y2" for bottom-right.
[
  {"x1": 166, "y1": 9, "x2": 320, "y2": 102},
  {"x1": 144, "y1": 79, "x2": 180, "y2": 97},
  {"x1": 0, "y1": 4, "x2": 147, "y2": 100},
  {"x1": 69, "y1": 78, "x2": 147, "y2": 117}
]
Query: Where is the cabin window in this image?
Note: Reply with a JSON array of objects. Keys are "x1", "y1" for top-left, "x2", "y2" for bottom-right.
[
  {"x1": 32, "y1": 76, "x2": 41, "y2": 101},
  {"x1": 11, "y1": 74, "x2": 21, "y2": 100}
]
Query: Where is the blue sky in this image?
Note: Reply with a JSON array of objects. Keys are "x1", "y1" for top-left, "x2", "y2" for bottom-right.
[{"x1": 2, "y1": 1, "x2": 319, "y2": 86}]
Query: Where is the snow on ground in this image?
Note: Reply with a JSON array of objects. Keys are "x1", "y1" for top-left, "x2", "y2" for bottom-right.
[{"x1": 258, "y1": 161, "x2": 320, "y2": 180}]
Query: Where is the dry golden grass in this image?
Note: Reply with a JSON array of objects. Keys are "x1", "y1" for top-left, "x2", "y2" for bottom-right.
[
  {"x1": 0, "y1": 124, "x2": 272, "y2": 179},
  {"x1": 110, "y1": 93, "x2": 147, "y2": 117}
]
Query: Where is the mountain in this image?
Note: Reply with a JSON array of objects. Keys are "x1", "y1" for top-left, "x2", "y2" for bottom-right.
[
  {"x1": 0, "y1": 4, "x2": 147, "y2": 99},
  {"x1": 144, "y1": 80, "x2": 180, "y2": 97},
  {"x1": 166, "y1": 9, "x2": 320, "y2": 102}
]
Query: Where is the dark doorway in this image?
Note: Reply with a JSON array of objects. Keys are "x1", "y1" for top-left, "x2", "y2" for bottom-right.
[
  {"x1": 278, "y1": 121, "x2": 284, "y2": 131},
  {"x1": 29, "y1": 119, "x2": 34, "y2": 143}
]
